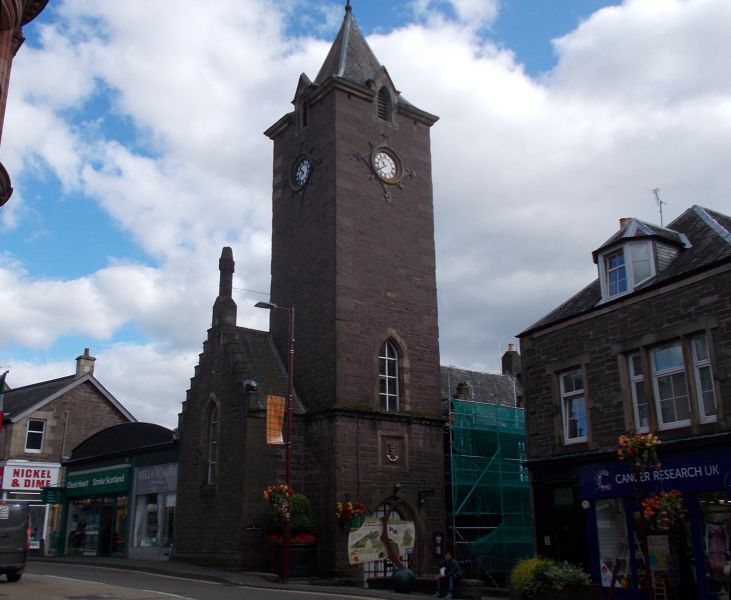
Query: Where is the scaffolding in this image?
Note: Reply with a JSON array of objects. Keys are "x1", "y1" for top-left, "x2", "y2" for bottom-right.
[{"x1": 448, "y1": 398, "x2": 534, "y2": 588}]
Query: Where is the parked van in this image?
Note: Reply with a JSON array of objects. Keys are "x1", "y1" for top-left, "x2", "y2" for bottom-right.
[{"x1": 0, "y1": 501, "x2": 30, "y2": 582}]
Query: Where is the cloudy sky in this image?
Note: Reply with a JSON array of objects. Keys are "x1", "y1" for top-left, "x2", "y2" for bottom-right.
[{"x1": 2, "y1": 0, "x2": 730, "y2": 428}]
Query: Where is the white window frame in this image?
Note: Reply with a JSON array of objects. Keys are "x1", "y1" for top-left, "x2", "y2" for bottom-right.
[
  {"x1": 605, "y1": 249, "x2": 628, "y2": 298},
  {"x1": 560, "y1": 369, "x2": 587, "y2": 444},
  {"x1": 692, "y1": 335, "x2": 717, "y2": 423},
  {"x1": 628, "y1": 241, "x2": 653, "y2": 285},
  {"x1": 25, "y1": 419, "x2": 46, "y2": 453},
  {"x1": 379, "y1": 341, "x2": 400, "y2": 412},
  {"x1": 628, "y1": 353, "x2": 649, "y2": 433},
  {"x1": 599, "y1": 241, "x2": 656, "y2": 301},
  {"x1": 207, "y1": 404, "x2": 219, "y2": 485},
  {"x1": 651, "y1": 342, "x2": 691, "y2": 430}
]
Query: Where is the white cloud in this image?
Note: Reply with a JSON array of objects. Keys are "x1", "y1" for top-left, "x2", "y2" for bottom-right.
[{"x1": 2, "y1": 0, "x2": 731, "y2": 426}]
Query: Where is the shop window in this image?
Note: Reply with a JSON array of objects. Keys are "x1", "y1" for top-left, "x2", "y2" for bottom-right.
[
  {"x1": 379, "y1": 340, "x2": 400, "y2": 412},
  {"x1": 560, "y1": 368, "x2": 587, "y2": 444},
  {"x1": 595, "y1": 498, "x2": 632, "y2": 589},
  {"x1": 134, "y1": 493, "x2": 159, "y2": 547},
  {"x1": 699, "y1": 493, "x2": 731, "y2": 596},
  {"x1": 25, "y1": 419, "x2": 45, "y2": 453}
]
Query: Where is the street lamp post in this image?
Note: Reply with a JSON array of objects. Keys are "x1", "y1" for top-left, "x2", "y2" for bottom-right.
[{"x1": 255, "y1": 301, "x2": 295, "y2": 583}]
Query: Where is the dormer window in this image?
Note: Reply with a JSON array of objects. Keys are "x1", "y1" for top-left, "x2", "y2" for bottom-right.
[{"x1": 599, "y1": 241, "x2": 655, "y2": 300}]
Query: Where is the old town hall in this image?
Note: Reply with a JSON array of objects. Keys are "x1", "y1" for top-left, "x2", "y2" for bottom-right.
[{"x1": 175, "y1": 2, "x2": 445, "y2": 576}]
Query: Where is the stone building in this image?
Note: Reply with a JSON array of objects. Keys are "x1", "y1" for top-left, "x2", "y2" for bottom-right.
[
  {"x1": 0, "y1": 0, "x2": 49, "y2": 206},
  {"x1": 518, "y1": 206, "x2": 731, "y2": 599},
  {"x1": 175, "y1": 2, "x2": 445, "y2": 577},
  {"x1": 0, "y1": 348, "x2": 136, "y2": 553}
]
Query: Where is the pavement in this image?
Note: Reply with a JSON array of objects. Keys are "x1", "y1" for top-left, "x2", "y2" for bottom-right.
[{"x1": 31, "y1": 555, "x2": 509, "y2": 600}]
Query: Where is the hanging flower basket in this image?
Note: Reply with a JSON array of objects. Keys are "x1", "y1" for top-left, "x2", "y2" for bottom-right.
[
  {"x1": 618, "y1": 432, "x2": 661, "y2": 470},
  {"x1": 641, "y1": 490, "x2": 685, "y2": 531},
  {"x1": 335, "y1": 501, "x2": 367, "y2": 531}
]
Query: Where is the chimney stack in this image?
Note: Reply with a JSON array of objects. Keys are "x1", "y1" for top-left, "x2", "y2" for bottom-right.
[
  {"x1": 619, "y1": 217, "x2": 629, "y2": 229},
  {"x1": 75, "y1": 348, "x2": 96, "y2": 377},
  {"x1": 501, "y1": 343, "x2": 521, "y2": 377}
]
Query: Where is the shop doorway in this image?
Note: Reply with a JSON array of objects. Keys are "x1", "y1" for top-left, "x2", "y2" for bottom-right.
[{"x1": 98, "y1": 506, "x2": 114, "y2": 557}]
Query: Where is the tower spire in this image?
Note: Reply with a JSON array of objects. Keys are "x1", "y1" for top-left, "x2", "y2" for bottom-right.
[{"x1": 314, "y1": 0, "x2": 380, "y2": 85}]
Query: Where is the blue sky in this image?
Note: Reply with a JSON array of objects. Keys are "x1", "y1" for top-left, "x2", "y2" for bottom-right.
[{"x1": 2, "y1": 0, "x2": 730, "y2": 427}]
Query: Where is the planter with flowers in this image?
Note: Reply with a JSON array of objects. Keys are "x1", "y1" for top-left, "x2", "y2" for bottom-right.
[
  {"x1": 264, "y1": 484, "x2": 317, "y2": 577},
  {"x1": 335, "y1": 500, "x2": 367, "y2": 531}
]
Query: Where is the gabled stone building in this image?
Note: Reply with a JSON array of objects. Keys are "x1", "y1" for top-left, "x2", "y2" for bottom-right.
[
  {"x1": 175, "y1": 2, "x2": 445, "y2": 577},
  {"x1": 0, "y1": 349, "x2": 136, "y2": 553},
  {"x1": 518, "y1": 206, "x2": 731, "y2": 599}
]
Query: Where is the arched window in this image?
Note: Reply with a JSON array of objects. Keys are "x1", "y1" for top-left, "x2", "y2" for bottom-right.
[
  {"x1": 379, "y1": 340, "x2": 400, "y2": 412},
  {"x1": 377, "y1": 87, "x2": 391, "y2": 121},
  {"x1": 206, "y1": 403, "x2": 219, "y2": 485}
]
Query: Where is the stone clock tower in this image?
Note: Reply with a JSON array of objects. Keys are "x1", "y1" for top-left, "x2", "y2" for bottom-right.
[
  {"x1": 264, "y1": 1, "x2": 444, "y2": 575},
  {"x1": 175, "y1": 1, "x2": 445, "y2": 578}
]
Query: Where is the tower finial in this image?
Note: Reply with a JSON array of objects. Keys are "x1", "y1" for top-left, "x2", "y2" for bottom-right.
[{"x1": 345, "y1": 0, "x2": 351, "y2": 13}]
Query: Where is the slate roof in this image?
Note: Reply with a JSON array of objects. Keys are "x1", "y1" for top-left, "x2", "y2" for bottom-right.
[
  {"x1": 315, "y1": 3, "x2": 381, "y2": 87},
  {"x1": 441, "y1": 365, "x2": 520, "y2": 407},
  {"x1": 223, "y1": 326, "x2": 303, "y2": 413},
  {"x1": 2, "y1": 375, "x2": 76, "y2": 417},
  {"x1": 1, "y1": 373, "x2": 135, "y2": 423},
  {"x1": 521, "y1": 205, "x2": 731, "y2": 336},
  {"x1": 591, "y1": 217, "x2": 689, "y2": 262}
]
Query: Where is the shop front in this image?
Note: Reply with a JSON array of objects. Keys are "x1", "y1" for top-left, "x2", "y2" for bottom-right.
[
  {"x1": 64, "y1": 465, "x2": 131, "y2": 557},
  {"x1": 0, "y1": 460, "x2": 61, "y2": 554},
  {"x1": 579, "y1": 446, "x2": 731, "y2": 600},
  {"x1": 129, "y1": 462, "x2": 177, "y2": 560}
]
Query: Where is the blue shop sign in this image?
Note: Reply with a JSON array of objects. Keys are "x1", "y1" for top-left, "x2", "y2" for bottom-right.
[{"x1": 579, "y1": 447, "x2": 731, "y2": 499}]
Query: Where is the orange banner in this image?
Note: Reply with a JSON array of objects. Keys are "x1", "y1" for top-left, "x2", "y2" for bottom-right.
[{"x1": 266, "y1": 395, "x2": 285, "y2": 444}]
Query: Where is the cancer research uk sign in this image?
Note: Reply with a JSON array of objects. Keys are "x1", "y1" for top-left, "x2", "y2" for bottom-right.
[
  {"x1": 579, "y1": 447, "x2": 731, "y2": 500},
  {"x1": 1, "y1": 461, "x2": 60, "y2": 491}
]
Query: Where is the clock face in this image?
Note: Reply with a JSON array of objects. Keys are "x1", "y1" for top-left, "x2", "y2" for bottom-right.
[
  {"x1": 373, "y1": 150, "x2": 399, "y2": 182},
  {"x1": 291, "y1": 157, "x2": 311, "y2": 189}
]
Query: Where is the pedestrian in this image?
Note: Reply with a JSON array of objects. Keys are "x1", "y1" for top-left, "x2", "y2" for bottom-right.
[{"x1": 434, "y1": 551, "x2": 462, "y2": 599}]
